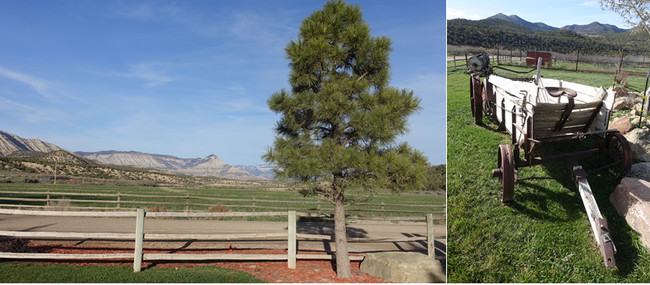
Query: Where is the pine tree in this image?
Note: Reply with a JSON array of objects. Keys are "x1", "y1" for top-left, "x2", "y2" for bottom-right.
[{"x1": 264, "y1": 0, "x2": 427, "y2": 278}]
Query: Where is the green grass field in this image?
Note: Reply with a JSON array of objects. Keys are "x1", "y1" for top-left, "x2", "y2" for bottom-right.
[
  {"x1": 0, "y1": 183, "x2": 445, "y2": 221},
  {"x1": 447, "y1": 66, "x2": 650, "y2": 282},
  {"x1": 0, "y1": 263, "x2": 265, "y2": 283}
]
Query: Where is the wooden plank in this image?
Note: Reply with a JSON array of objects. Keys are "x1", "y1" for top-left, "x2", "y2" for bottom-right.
[
  {"x1": 0, "y1": 252, "x2": 132, "y2": 259},
  {"x1": 133, "y1": 209, "x2": 145, "y2": 273},
  {"x1": 296, "y1": 254, "x2": 365, "y2": 261},
  {"x1": 143, "y1": 253, "x2": 288, "y2": 261},
  {"x1": 0, "y1": 230, "x2": 134, "y2": 240},
  {"x1": 0, "y1": 197, "x2": 48, "y2": 203},
  {"x1": 146, "y1": 211, "x2": 288, "y2": 218},
  {"x1": 144, "y1": 232, "x2": 287, "y2": 240},
  {"x1": 296, "y1": 233, "x2": 332, "y2": 240},
  {"x1": 0, "y1": 191, "x2": 116, "y2": 197},
  {"x1": 535, "y1": 101, "x2": 601, "y2": 111},
  {"x1": 288, "y1": 210, "x2": 296, "y2": 269},
  {"x1": 348, "y1": 237, "x2": 427, "y2": 242},
  {"x1": 142, "y1": 253, "x2": 365, "y2": 261},
  {"x1": 345, "y1": 215, "x2": 446, "y2": 221},
  {"x1": 0, "y1": 208, "x2": 137, "y2": 217},
  {"x1": 427, "y1": 213, "x2": 435, "y2": 258}
]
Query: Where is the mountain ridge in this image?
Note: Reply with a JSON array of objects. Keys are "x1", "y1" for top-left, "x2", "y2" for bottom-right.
[
  {"x1": 76, "y1": 150, "x2": 267, "y2": 180},
  {"x1": 488, "y1": 13, "x2": 558, "y2": 32},
  {"x1": 0, "y1": 130, "x2": 269, "y2": 181},
  {"x1": 0, "y1": 131, "x2": 62, "y2": 156},
  {"x1": 486, "y1": 13, "x2": 628, "y2": 34}
]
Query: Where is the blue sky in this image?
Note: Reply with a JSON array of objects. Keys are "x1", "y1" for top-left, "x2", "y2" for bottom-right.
[
  {"x1": 0, "y1": 0, "x2": 446, "y2": 166},
  {"x1": 447, "y1": 0, "x2": 632, "y2": 29}
]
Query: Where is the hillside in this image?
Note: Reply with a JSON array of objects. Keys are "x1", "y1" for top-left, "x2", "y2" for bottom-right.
[
  {"x1": 77, "y1": 151, "x2": 265, "y2": 181},
  {"x1": 447, "y1": 14, "x2": 645, "y2": 54},
  {"x1": 487, "y1": 13, "x2": 557, "y2": 32},
  {"x1": 0, "y1": 131, "x2": 61, "y2": 156},
  {"x1": 562, "y1": 21, "x2": 628, "y2": 34}
]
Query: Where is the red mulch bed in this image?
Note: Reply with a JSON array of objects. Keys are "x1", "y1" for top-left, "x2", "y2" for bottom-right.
[{"x1": 23, "y1": 243, "x2": 390, "y2": 283}]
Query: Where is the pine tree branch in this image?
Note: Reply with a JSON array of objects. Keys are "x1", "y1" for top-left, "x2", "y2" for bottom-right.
[{"x1": 356, "y1": 71, "x2": 369, "y2": 82}]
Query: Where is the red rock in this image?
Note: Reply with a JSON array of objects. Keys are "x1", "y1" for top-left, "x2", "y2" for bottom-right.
[{"x1": 610, "y1": 177, "x2": 650, "y2": 249}]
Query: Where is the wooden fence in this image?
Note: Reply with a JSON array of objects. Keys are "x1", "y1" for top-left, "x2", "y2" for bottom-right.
[
  {"x1": 0, "y1": 190, "x2": 445, "y2": 219},
  {"x1": 0, "y1": 208, "x2": 439, "y2": 272},
  {"x1": 449, "y1": 49, "x2": 650, "y2": 76}
]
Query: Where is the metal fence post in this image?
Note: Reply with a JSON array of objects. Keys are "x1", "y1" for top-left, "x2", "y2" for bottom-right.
[
  {"x1": 427, "y1": 213, "x2": 434, "y2": 258},
  {"x1": 134, "y1": 209, "x2": 145, "y2": 272},
  {"x1": 288, "y1": 210, "x2": 296, "y2": 269}
]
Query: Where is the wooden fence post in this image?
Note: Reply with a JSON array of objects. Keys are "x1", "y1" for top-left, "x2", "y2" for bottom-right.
[
  {"x1": 134, "y1": 209, "x2": 145, "y2": 272},
  {"x1": 288, "y1": 210, "x2": 296, "y2": 269},
  {"x1": 185, "y1": 195, "x2": 190, "y2": 213},
  {"x1": 46, "y1": 191, "x2": 50, "y2": 207},
  {"x1": 427, "y1": 213, "x2": 434, "y2": 258},
  {"x1": 117, "y1": 193, "x2": 121, "y2": 209},
  {"x1": 575, "y1": 50, "x2": 580, "y2": 71},
  {"x1": 453, "y1": 55, "x2": 457, "y2": 68},
  {"x1": 252, "y1": 197, "x2": 256, "y2": 212},
  {"x1": 381, "y1": 202, "x2": 385, "y2": 217}
]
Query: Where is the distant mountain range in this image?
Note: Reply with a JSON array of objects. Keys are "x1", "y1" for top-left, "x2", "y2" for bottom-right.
[
  {"x1": 0, "y1": 130, "x2": 274, "y2": 180},
  {"x1": 487, "y1": 13, "x2": 628, "y2": 34}
]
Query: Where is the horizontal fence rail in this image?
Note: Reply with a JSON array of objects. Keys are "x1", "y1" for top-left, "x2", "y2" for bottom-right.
[
  {"x1": 0, "y1": 209, "x2": 440, "y2": 271},
  {"x1": 0, "y1": 190, "x2": 446, "y2": 220}
]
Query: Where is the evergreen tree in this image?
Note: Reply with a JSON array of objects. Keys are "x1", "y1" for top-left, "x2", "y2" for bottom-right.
[{"x1": 264, "y1": 0, "x2": 427, "y2": 278}]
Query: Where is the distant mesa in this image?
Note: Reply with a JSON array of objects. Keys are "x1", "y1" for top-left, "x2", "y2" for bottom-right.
[
  {"x1": 0, "y1": 130, "x2": 272, "y2": 180},
  {"x1": 0, "y1": 130, "x2": 62, "y2": 157},
  {"x1": 75, "y1": 151, "x2": 269, "y2": 181}
]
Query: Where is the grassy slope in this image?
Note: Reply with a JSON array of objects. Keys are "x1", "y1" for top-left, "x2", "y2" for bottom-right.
[
  {"x1": 447, "y1": 67, "x2": 650, "y2": 282},
  {"x1": 0, "y1": 263, "x2": 265, "y2": 283}
]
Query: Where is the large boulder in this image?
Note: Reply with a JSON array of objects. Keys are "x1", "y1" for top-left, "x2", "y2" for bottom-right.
[
  {"x1": 629, "y1": 163, "x2": 650, "y2": 181},
  {"x1": 359, "y1": 252, "x2": 445, "y2": 283},
  {"x1": 624, "y1": 128, "x2": 650, "y2": 162},
  {"x1": 613, "y1": 94, "x2": 635, "y2": 110},
  {"x1": 610, "y1": 178, "x2": 650, "y2": 250},
  {"x1": 608, "y1": 116, "x2": 633, "y2": 134}
]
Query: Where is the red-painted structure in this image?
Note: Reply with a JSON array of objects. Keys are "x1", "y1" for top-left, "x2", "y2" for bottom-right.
[{"x1": 526, "y1": 51, "x2": 552, "y2": 67}]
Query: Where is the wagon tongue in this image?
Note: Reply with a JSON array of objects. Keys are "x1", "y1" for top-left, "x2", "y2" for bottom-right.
[{"x1": 570, "y1": 160, "x2": 617, "y2": 268}]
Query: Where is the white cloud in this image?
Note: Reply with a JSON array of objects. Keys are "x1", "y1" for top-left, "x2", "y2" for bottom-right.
[
  {"x1": 113, "y1": 3, "x2": 157, "y2": 21},
  {"x1": 446, "y1": 7, "x2": 481, "y2": 20},
  {"x1": 581, "y1": 1, "x2": 598, "y2": 7},
  {"x1": 0, "y1": 65, "x2": 54, "y2": 99},
  {"x1": 120, "y1": 63, "x2": 172, "y2": 88}
]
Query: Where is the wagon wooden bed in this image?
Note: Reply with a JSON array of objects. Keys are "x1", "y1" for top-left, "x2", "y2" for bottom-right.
[{"x1": 467, "y1": 54, "x2": 632, "y2": 268}]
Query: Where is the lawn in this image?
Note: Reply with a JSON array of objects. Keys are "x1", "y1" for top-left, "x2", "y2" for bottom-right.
[
  {"x1": 0, "y1": 183, "x2": 445, "y2": 220},
  {"x1": 447, "y1": 66, "x2": 650, "y2": 282},
  {"x1": 0, "y1": 263, "x2": 265, "y2": 283}
]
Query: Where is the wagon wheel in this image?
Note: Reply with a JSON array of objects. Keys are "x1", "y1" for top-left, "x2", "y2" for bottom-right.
[
  {"x1": 470, "y1": 74, "x2": 483, "y2": 124},
  {"x1": 600, "y1": 132, "x2": 632, "y2": 178},
  {"x1": 491, "y1": 144, "x2": 515, "y2": 202}
]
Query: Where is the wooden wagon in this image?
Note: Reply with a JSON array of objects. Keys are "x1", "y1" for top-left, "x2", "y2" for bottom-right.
[{"x1": 467, "y1": 54, "x2": 632, "y2": 268}]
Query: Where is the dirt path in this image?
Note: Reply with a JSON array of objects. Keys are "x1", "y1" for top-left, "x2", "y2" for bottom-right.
[{"x1": 0, "y1": 215, "x2": 446, "y2": 257}]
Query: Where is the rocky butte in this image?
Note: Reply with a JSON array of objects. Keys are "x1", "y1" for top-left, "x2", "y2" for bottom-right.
[
  {"x1": 76, "y1": 151, "x2": 265, "y2": 180},
  {"x1": 0, "y1": 130, "x2": 61, "y2": 156}
]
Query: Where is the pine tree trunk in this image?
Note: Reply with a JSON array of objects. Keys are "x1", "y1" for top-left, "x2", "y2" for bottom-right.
[{"x1": 334, "y1": 196, "x2": 351, "y2": 278}]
